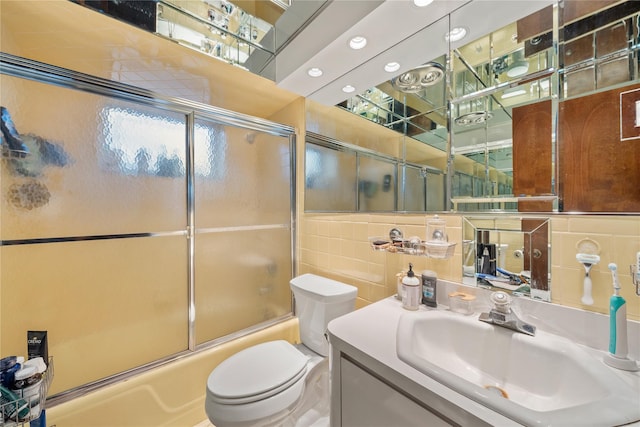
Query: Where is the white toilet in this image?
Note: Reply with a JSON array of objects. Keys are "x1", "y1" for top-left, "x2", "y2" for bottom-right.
[{"x1": 205, "y1": 273, "x2": 358, "y2": 427}]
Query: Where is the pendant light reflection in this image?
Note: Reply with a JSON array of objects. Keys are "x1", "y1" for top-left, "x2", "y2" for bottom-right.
[
  {"x1": 390, "y1": 62, "x2": 444, "y2": 93},
  {"x1": 454, "y1": 111, "x2": 493, "y2": 127}
]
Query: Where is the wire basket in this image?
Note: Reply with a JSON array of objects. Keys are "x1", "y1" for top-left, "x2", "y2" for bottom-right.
[{"x1": 0, "y1": 357, "x2": 53, "y2": 426}]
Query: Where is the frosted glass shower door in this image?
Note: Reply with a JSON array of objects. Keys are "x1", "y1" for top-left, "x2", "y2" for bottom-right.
[
  {"x1": 193, "y1": 117, "x2": 293, "y2": 345},
  {"x1": 0, "y1": 75, "x2": 189, "y2": 395}
]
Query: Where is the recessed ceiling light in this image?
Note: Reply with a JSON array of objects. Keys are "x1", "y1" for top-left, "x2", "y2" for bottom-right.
[
  {"x1": 506, "y1": 60, "x2": 529, "y2": 78},
  {"x1": 307, "y1": 67, "x2": 323, "y2": 77},
  {"x1": 384, "y1": 62, "x2": 401, "y2": 73},
  {"x1": 342, "y1": 85, "x2": 356, "y2": 93},
  {"x1": 413, "y1": 0, "x2": 434, "y2": 6},
  {"x1": 445, "y1": 27, "x2": 468, "y2": 42},
  {"x1": 349, "y1": 36, "x2": 367, "y2": 50}
]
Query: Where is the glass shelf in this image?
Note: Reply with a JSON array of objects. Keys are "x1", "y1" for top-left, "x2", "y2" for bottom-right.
[{"x1": 369, "y1": 237, "x2": 456, "y2": 259}]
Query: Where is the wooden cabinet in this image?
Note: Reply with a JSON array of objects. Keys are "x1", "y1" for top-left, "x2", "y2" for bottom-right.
[
  {"x1": 559, "y1": 83, "x2": 640, "y2": 212},
  {"x1": 512, "y1": 100, "x2": 553, "y2": 212}
]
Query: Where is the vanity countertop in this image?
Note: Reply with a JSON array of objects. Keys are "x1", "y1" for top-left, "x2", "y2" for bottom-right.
[{"x1": 328, "y1": 290, "x2": 640, "y2": 427}]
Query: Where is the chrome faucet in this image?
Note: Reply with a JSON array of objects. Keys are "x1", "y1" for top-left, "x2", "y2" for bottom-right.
[{"x1": 479, "y1": 291, "x2": 536, "y2": 336}]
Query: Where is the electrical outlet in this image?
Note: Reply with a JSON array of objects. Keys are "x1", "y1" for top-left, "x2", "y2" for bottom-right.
[{"x1": 636, "y1": 251, "x2": 640, "y2": 282}]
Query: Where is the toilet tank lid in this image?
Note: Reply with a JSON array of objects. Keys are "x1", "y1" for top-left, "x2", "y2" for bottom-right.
[{"x1": 290, "y1": 274, "x2": 357, "y2": 302}]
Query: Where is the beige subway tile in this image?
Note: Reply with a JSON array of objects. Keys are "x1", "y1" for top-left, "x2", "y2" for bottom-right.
[
  {"x1": 368, "y1": 222, "x2": 393, "y2": 238},
  {"x1": 317, "y1": 220, "x2": 330, "y2": 237},
  {"x1": 551, "y1": 217, "x2": 569, "y2": 232},
  {"x1": 317, "y1": 235, "x2": 329, "y2": 254},
  {"x1": 303, "y1": 218, "x2": 319, "y2": 235},
  {"x1": 568, "y1": 216, "x2": 638, "y2": 235},
  {"x1": 341, "y1": 239, "x2": 357, "y2": 259},
  {"x1": 612, "y1": 235, "x2": 640, "y2": 265},
  {"x1": 299, "y1": 248, "x2": 316, "y2": 265},
  {"x1": 397, "y1": 215, "x2": 426, "y2": 226},
  {"x1": 339, "y1": 222, "x2": 355, "y2": 240},
  {"x1": 329, "y1": 237, "x2": 341, "y2": 255},
  {"x1": 352, "y1": 222, "x2": 369, "y2": 241},
  {"x1": 404, "y1": 225, "x2": 425, "y2": 239},
  {"x1": 369, "y1": 214, "x2": 394, "y2": 224},
  {"x1": 317, "y1": 252, "x2": 329, "y2": 269},
  {"x1": 370, "y1": 283, "x2": 389, "y2": 301},
  {"x1": 328, "y1": 221, "x2": 342, "y2": 237}
]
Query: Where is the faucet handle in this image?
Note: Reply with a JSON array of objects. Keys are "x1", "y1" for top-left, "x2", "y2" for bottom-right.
[{"x1": 490, "y1": 291, "x2": 511, "y2": 314}]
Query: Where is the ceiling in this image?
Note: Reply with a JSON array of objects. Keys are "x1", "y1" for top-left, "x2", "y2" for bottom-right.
[
  {"x1": 0, "y1": 0, "x2": 300, "y2": 118},
  {"x1": 0, "y1": 0, "x2": 555, "y2": 112},
  {"x1": 273, "y1": 0, "x2": 555, "y2": 106}
]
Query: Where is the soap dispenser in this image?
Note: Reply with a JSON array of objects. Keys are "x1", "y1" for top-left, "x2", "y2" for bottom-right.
[{"x1": 402, "y1": 263, "x2": 420, "y2": 311}]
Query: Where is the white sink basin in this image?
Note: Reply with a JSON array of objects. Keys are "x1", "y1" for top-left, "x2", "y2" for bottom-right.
[{"x1": 397, "y1": 310, "x2": 640, "y2": 426}]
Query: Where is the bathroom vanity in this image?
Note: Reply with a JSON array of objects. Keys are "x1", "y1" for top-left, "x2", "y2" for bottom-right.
[{"x1": 327, "y1": 281, "x2": 640, "y2": 427}]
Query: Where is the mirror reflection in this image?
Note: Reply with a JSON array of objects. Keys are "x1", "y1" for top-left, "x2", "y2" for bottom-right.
[
  {"x1": 306, "y1": 0, "x2": 640, "y2": 214},
  {"x1": 463, "y1": 216, "x2": 551, "y2": 302},
  {"x1": 304, "y1": 132, "x2": 446, "y2": 212}
]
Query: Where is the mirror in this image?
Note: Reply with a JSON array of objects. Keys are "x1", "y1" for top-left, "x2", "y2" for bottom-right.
[
  {"x1": 450, "y1": 15, "x2": 555, "y2": 208},
  {"x1": 463, "y1": 216, "x2": 551, "y2": 302},
  {"x1": 305, "y1": 0, "x2": 640, "y2": 214},
  {"x1": 304, "y1": 132, "x2": 446, "y2": 212}
]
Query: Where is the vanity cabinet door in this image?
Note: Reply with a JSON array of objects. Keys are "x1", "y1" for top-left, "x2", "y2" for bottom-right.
[{"x1": 340, "y1": 358, "x2": 452, "y2": 427}]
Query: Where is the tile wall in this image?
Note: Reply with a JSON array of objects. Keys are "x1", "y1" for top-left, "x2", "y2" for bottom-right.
[{"x1": 298, "y1": 213, "x2": 640, "y2": 321}]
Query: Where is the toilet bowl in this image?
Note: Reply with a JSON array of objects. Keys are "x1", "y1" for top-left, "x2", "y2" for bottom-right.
[{"x1": 205, "y1": 274, "x2": 357, "y2": 427}]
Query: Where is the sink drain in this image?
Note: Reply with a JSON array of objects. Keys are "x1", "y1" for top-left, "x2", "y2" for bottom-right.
[{"x1": 484, "y1": 385, "x2": 509, "y2": 399}]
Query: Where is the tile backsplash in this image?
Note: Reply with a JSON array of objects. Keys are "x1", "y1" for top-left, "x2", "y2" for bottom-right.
[{"x1": 298, "y1": 213, "x2": 640, "y2": 321}]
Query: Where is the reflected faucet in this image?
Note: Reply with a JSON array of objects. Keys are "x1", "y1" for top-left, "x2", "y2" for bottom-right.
[{"x1": 479, "y1": 291, "x2": 536, "y2": 336}]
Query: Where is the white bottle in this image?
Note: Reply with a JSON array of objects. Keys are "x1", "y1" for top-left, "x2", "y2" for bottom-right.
[{"x1": 402, "y1": 263, "x2": 420, "y2": 311}]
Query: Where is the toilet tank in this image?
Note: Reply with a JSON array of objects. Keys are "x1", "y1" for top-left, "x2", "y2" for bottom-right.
[{"x1": 290, "y1": 274, "x2": 357, "y2": 356}]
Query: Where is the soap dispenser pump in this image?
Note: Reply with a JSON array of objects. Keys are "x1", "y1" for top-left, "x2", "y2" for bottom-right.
[
  {"x1": 402, "y1": 263, "x2": 420, "y2": 311},
  {"x1": 603, "y1": 263, "x2": 639, "y2": 371}
]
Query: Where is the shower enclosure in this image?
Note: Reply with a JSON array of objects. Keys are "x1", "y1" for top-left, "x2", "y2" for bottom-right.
[{"x1": 0, "y1": 54, "x2": 295, "y2": 400}]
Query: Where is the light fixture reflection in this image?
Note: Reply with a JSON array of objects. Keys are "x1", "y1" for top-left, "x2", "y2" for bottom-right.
[
  {"x1": 390, "y1": 62, "x2": 444, "y2": 93},
  {"x1": 342, "y1": 85, "x2": 356, "y2": 93},
  {"x1": 506, "y1": 60, "x2": 529, "y2": 77},
  {"x1": 501, "y1": 88, "x2": 527, "y2": 99},
  {"x1": 454, "y1": 111, "x2": 493, "y2": 126}
]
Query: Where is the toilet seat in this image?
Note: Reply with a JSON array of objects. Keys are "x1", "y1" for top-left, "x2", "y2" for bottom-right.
[{"x1": 207, "y1": 340, "x2": 309, "y2": 405}]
